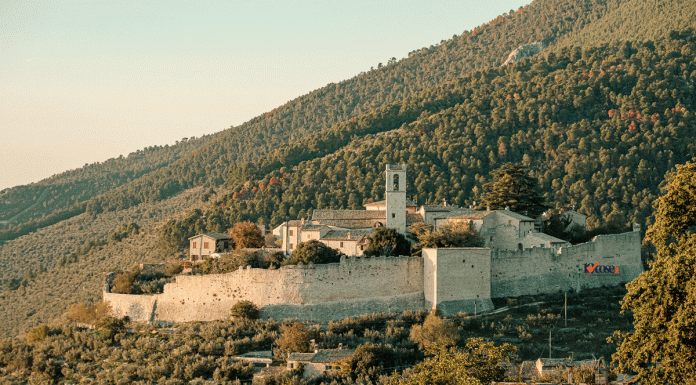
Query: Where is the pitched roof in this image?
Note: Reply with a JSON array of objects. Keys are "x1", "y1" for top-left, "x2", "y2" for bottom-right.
[
  {"x1": 321, "y1": 229, "x2": 373, "y2": 240},
  {"x1": 188, "y1": 233, "x2": 230, "y2": 240},
  {"x1": 287, "y1": 352, "x2": 315, "y2": 361},
  {"x1": 288, "y1": 349, "x2": 355, "y2": 363},
  {"x1": 537, "y1": 357, "x2": 574, "y2": 368},
  {"x1": 447, "y1": 211, "x2": 492, "y2": 220},
  {"x1": 406, "y1": 213, "x2": 424, "y2": 224},
  {"x1": 310, "y1": 349, "x2": 354, "y2": 363},
  {"x1": 313, "y1": 210, "x2": 386, "y2": 220},
  {"x1": 421, "y1": 205, "x2": 471, "y2": 213},
  {"x1": 496, "y1": 210, "x2": 535, "y2": 221},
  {"x1": 301, "y1": 224, "x2": 325, "y2": 231},
  {"x1": 524, "y1": 232, "x2": 569, "y2": 244},
  {"x1": 364, "y1": 199, "x2": 417, "y2": 208},
  {"x1": 316, "y1": 219, "x2": 380, "y2": 228}
]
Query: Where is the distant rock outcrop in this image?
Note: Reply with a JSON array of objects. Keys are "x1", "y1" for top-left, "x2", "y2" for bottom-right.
[{"x1": 502, "y1": 41, "x2": 544, "y2": 66}]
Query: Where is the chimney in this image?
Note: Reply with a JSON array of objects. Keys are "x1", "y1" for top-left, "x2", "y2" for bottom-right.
[{"x1": 347, "y1": 231, "x2": 351, "y2": 239}]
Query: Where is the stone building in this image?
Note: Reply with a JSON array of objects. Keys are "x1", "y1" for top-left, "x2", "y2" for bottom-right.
[
  {"x1": 188, "y1": 233, "x2": 232, "y2": 263},
  {"x1": 274, "y1": 164, "x2": 468, "y2": 256},
  {"x1": 437, "y1": 209, "x2": 570, "y2": 251},
  {"x1": 287, "y1": 348, "x2": 354, "y2": 379}
]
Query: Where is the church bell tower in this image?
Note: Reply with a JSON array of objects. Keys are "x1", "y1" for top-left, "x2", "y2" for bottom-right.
[{"x1": 385, "y1": 164, "x2": 407, "y2": 233}]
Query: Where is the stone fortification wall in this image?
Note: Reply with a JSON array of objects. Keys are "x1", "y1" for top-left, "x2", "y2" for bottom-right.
[
  {"x1": 491, "y1": 231, "x2": 642, "y2": 298},
  {"x1": 423, "y1": 248, "x2": 494, "y2": 316},
  {"x1": 105, "y1": 256, "x2": 424, "y2": 323},
  {"x1": 106, "y1": 293, "x2": 158, "y2": 323}
]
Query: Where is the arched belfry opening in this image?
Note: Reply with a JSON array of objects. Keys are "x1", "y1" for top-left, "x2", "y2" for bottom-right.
[{"x1": 385, "y1": 164, "x2": 407, "y2": 233}]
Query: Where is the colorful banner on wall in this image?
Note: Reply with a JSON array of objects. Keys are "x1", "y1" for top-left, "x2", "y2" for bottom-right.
[{"x1": 582, "y1": 262, "x2": 620, "y2": 274}]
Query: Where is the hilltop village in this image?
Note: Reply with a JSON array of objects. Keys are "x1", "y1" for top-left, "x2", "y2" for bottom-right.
[{"x1": 105, "y1": 164, "x2": 643, "y2": 324}]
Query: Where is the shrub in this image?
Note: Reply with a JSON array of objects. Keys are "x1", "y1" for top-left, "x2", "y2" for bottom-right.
[
  {"x1": 65, "y1": 301, "x2": 111, "y2": 325},
  {"x1": 165, "y1": 259, "x2": 184, "y2": 276},
  {"x1": 230, "y1": 301, "x2": 259, "y2": 320},
  {"x1": 283, "y1": 240, "x2": 341, "y2": 265},
  {"x1": 110, "y1": 269, "x2": 139, "y2": 294},
  {"x1": 25, "y1": 325, "x2": 50, "y2": 345}
]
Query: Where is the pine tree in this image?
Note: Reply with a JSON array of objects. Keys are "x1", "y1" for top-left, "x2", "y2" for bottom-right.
[
  {"x1": 480, "y1": 163, "x2": 548, "y2": 218},
  {"x1": 611, "y1": 159, "x2": 696, "y2": 383}
]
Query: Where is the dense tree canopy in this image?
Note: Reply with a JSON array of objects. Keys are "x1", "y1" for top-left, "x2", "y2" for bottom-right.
[
  {"x1": 228, "y1": 221, "x2": 264, "y2": 249},
  {"x1": 611, "y1": 159, "x2": 696, "y2": 383},
  {"x1": 163, "y1": 30, "x2": 696, "y2": 254},
  {"x1": 481, "y1": 163, "x2": 548, "y2": 218},
  {"x1": 364, "y1": 228, "x2": 411, "y2": 257},
  {"x1": 394, "y1": 338, "x2": 516, "y2": 385},
  {"x1": 283, "y1": 240, "x2": 342, "y2": 265},
  {"x1": 410, "y1": 222, "x2": 484, "y2": 255},
  {"x1": 409, "y1": 312, "x2": 460, "y2": 349}
]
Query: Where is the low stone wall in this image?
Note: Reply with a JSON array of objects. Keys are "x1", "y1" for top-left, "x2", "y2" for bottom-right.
[{"x1": 105, "y1": 256, "x2": 424, "y2": 323}]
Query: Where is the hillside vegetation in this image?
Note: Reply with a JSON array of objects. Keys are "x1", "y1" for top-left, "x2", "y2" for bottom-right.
[
  {"x1": 563, "y1": 0, "x2": 696, "y2": 47},
  {"x1": 160, "y1": 30, "x2": 696, "y2": 250},
  {"x1": 0, "y1": 0, "x2": 695, "y2": 337},
  {"x1": 0, "y1": 0, "x2": 669, "y2": 242}
]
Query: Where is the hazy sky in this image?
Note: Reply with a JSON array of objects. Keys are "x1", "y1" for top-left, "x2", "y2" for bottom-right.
[{"x1": 1, "y1": 0, "x2": 530, "y2": 190}]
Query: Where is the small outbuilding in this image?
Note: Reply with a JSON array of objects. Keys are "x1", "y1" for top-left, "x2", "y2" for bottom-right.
[
  {"x1": 287, "y1": 348, "x2": 354, "y2": 378},
  {"x1": 188, "y1": 233, "x2": 232, "y2": 263}
]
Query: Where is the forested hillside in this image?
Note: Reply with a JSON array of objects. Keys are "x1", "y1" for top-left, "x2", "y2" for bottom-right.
[
  {"x1": 0, "y1": 137, "x2": 214, "y2": 241},
  {"x1": 562, "y1": 0, "x2": 696, "y2": 46},
  {"x1": 160, "y1": 30, "x2": 696, "y2": 251},
  {"x1": 0, "y1": 0, "x2": 652, "y2": 243},
  {"x1": 1, "y1": 0, "x2": 695, "y2": 337}
]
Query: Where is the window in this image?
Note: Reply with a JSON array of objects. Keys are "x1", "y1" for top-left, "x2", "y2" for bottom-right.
[
  {"x1": 289, "y1": 243, "x2": 294, "y2": 250},
  {"x1": 204, "y1": 242, "x2": 209, "y2": 248},
  {"x1": 393, "y1": 174, "x2": 400, "y2": 190},
  {"x1": 391, "y1": 213, "x2": 396, "y2": 218},
  {"x1": 340, "y1": 242, "x2": 344, "y2": 248},
  {"x1": 307, "y1": 234, "x2": 310, "y2": 239},
  {"x1": 193, "y1": 242, "x2": 197, "y2": 248},
  {"x1": 518, "y1": 243, "x2": 523, "y2": 250},
  {"x1": 289, "y1": 230, "x2": 294, "y2": 236}
]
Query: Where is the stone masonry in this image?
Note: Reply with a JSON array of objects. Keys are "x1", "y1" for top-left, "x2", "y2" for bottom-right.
[{"x1": 105, "y1": 230, "x2": 643, "y2": 322}]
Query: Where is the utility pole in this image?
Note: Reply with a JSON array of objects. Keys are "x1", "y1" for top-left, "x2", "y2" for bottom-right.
[
  {"x1": 549, "y1": 331, "x2": 552, "y2": 359},
  {"x1": 565, "y1": 292, "x2": 568, "y2": 327}
]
